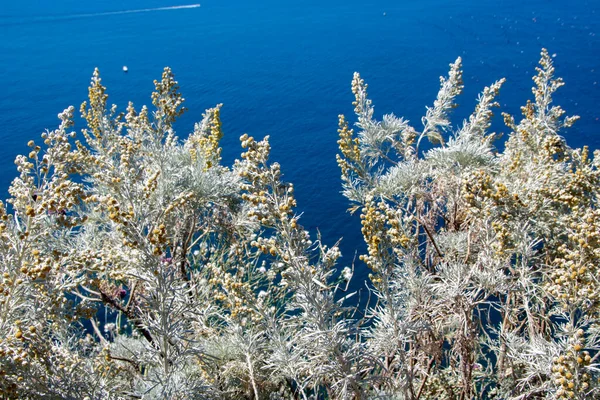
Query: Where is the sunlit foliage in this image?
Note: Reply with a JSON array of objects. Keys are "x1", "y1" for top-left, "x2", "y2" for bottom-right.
[{"x1": 0, "y1": 50, "x2": 598, "y2": 400}]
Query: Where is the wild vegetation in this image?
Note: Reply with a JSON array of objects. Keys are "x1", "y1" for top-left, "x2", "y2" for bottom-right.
[{"x1": 0, "y1": 49, "x2": 598, "y2": 399}]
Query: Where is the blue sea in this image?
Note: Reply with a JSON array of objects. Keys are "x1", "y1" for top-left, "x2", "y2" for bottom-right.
[{"x1": 1, "y1": 0, "x2": 599, "y2": 286}]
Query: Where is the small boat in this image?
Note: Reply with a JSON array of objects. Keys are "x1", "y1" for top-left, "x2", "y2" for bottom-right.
[{"x1": 123, "y1": 66, "x2": 129, "y2": 73}]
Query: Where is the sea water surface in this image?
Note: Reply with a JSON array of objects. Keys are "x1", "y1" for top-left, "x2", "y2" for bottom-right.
[{"x1": 0, "y1": 0, "x2": 599, "y2": 287}]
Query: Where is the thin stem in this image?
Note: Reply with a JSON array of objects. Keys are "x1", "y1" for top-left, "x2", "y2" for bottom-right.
[
  {"x1": 246, "y1": 353, "x2": 260, "y2": 400},
  {"x1": 415, "y1": 357, "x2": 435, "y2": 400},
  {"x1": 90, "y1": 318, "x2": 107, "y2": 345},
  {"x1": 418, "y1": 217, "x2": 443, "y2": 259}
]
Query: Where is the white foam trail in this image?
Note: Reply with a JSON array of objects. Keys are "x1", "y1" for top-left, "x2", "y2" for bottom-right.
[
  {"x1": 0, "y1": 4, "x2": 201, "y2": 27},
  {"x1": 70, "y1": 4, "x2": 201, "y2": 19}
]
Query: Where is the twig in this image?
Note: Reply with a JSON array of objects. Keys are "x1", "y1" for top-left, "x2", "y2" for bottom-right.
[
  {"x1": 415, "y1": 357, "x2": 435, "y2": 399},
  {"x1": 100, "y1": 288, "x2": 156, "y2": 347},
  {"x1": 418, "y1": 217, "x2": 443, "y2": 259},
  {"x1": 125, "y1": 280, "x2": 137, "y2": 312},
  {"x1": 110, "y1": 355, "x2": 141, "y2": 370},
  {"x1": 246, "y1": 353, "x2": 260, "y2": 400},
  {"x1": 464, "y1": 230, "x2": 471, "y2": 264},
  {"x1": 90, "y1": 318, "x2": 107, "y2": 345}
]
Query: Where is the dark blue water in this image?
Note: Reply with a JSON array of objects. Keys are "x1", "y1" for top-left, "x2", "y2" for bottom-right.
[{"x1": 1, "y1": 1, "x2": 599, "y2": 285}]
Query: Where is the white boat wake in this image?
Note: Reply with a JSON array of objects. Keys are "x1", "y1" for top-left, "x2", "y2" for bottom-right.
[
  {"x1": 0, "y1": 4, "x2": 201, "y2": 26},
  {"x1": 70, "y1": 4, "x2": 201, "y2": 19}
]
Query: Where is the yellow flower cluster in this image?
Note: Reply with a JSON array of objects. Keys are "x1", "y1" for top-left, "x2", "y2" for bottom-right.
[
  {"x1": 336, "y1": 114, "x2": 360, "y2": 177},
  {"x1": 124, "y1": 102, "x2": 151, "y2": 137},
  {"x1": 0, "y1": 318, "x2": 67, "y2": 397},
  {"x1": 539, "y1": 151, "x2": 598, "y2": 210},
  {"x1": 351, "y1": 72, "x2": 371, "y2": 116},
  {"x1": 238, "y1": 134, "x2": 297, "y2": 229},
  {"x1": 239, "y1": 133, "x2": 270, "y2": 165},
  {"x1": 462, "y1": 169, "x2": 493, "y2": 207},
  {"x1": 359, "y1": 198, "x2": 408, "y2": 274},
  {"x1": 151, "y1": 67, "x2": 187, "y2": 128},
  {"x1": 546, "y1": 208, "x2": 600, "y2": 308},
  {"x1": 462, "y1": 170, "x2": 528, "y2": 255},
  {"x1": 106, "y1": 196, "x2": 125, "y2": 224},
  {"x1": 552, "y1": 329, "x2": 593, "y2": 399},
  {"x1": 188, "y1": 105, "x2": 224, "y2": 169},
  {"x1": 94, "y1": 348, "x2": 121, "y2": 380},
  {"x1": 251, "y1": 237, "x2": 280, "y2": 257},
  {"x1": 143, "y1": 170, "x2": 160, "y2": 199},
  {"x1": 19, "y1": 250, "x2": 52, "y2": 281},
  {"x1": 164, "y1": 191, "x2": 195, "y2": 216},
  {"x1": 419, "y1": 367, "x2": 462, "y2": 400},
  {"x1": 359, "y1": 199, "x2": 385, "y2": 272},
  {"x1": 148, "y1": 223, "x2": 167, "y2": 256},
  {"x1": 205, "y1": 258, "x2": 261, "y2": 323},
  {"x1": 118, "y1": 139, "x2": 142, "y2": 172},
  {"x1": 80, "y1": 68, "x2": 108, "y2": 139},
  {"x1": 541, "y1": 134, "x2": 567, "y2": 160}
]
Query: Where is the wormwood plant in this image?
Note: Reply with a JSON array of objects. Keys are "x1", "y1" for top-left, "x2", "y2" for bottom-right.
[
  {"x1": 0, "y1": 49, "x2": 598, "y2": 399},
  {"x1": 336, "y1": 49, "x2": 600, "y2": 399},
  {"x1": 0, "y1": 67, "x2": 355, "y2": 400}
]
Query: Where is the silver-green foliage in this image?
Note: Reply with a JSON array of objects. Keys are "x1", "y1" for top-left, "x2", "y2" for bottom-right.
[{"x1": 0, "y1": 50, "x2": 598, "y2": 400}]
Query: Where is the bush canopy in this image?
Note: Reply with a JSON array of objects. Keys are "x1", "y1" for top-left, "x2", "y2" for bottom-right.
[{"x1": 0, "y1": 49, "x2": 599, "y2": 399}]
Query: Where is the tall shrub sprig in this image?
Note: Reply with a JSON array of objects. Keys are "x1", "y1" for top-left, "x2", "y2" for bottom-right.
[{"x1": 337, "y1": 49, "x2": 599, "y2": 399}]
